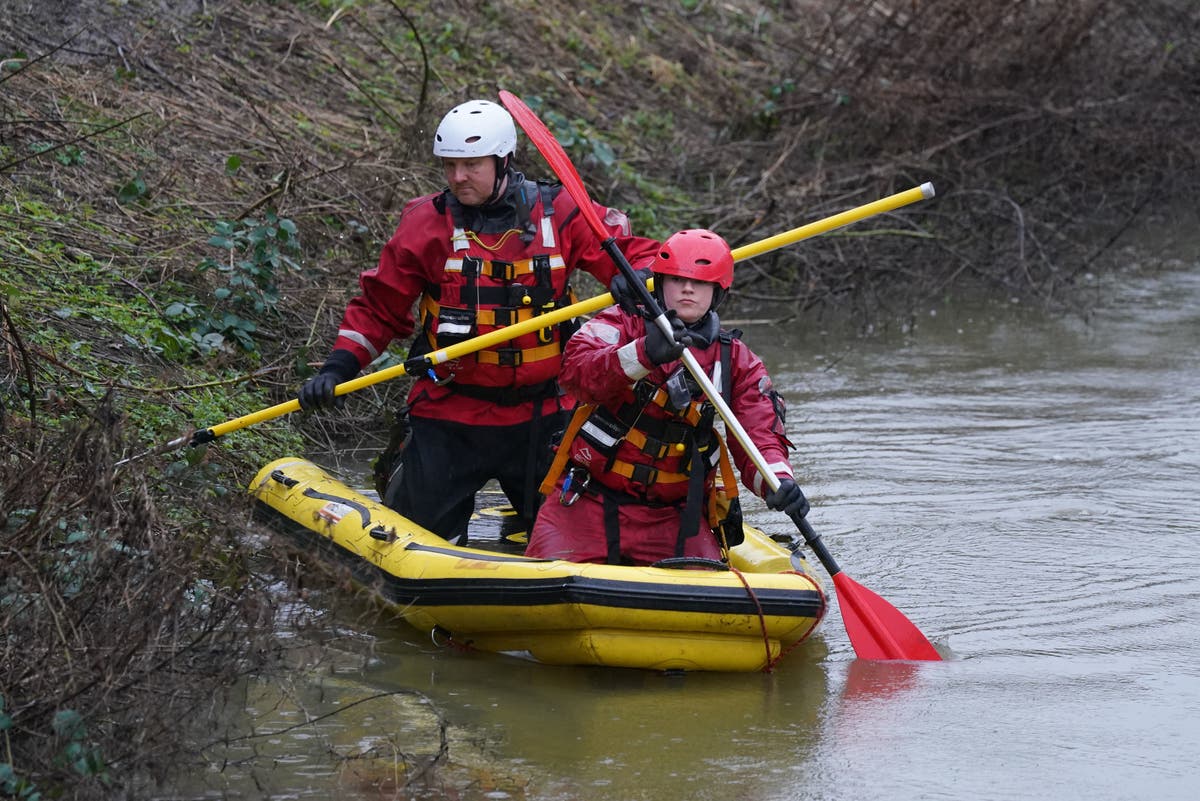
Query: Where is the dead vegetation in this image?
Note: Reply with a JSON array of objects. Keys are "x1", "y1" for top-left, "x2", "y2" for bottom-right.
[
  {"x1": 0, "y1": 401, "x2": 286, "y2": 797},
  {"x1": 3, "y1": 1, "x2": 1195, "y2": 327}
]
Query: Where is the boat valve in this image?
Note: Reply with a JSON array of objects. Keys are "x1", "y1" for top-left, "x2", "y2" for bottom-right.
[
  {"x1": 269, "y1": 470, "x2": 299, "y2": 488},
  {"x1": 368, "y1": 526, "x2": 397, "y2": 543}
]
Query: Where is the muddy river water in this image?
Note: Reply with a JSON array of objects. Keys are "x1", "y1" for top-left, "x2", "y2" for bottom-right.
[{"x1": 181, "y1": 262, "x2": 1200, "y2": 800}]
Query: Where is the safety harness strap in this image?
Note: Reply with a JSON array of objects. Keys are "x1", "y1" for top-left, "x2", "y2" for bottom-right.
[
  {"x1": 444, "y1": 252, "x2": 566, "y2": 279},
  {"x1": 540, "y1": 403, "x2": 594, "y2": 496},
  {"x1": 475, "y1": 341, "x2": 563, "y2": 367},
  {"x1": 440, "y1": 379, "x2": 559, "y2": 406}
]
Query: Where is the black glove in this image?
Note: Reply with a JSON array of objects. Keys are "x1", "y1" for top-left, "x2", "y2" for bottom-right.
[
  {"x1": 765, "y1": 478, "x2": 810, "y2": 521},
  {"x1": 643, "y1": 313, "x2": 691, "y2": 365},
  {"x1": 609, "y1": 267, "x2": 652, "y2": 316},
  {"x1": 298, "y1": 349, "x2": 360, "y2": 411}
]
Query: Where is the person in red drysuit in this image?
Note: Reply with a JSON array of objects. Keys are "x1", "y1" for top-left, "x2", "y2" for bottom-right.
[
  {"x1": 298, "y1": 98, "x2": 657, "y2": 543},
  {"x1": 525, "y1": 228, "x2": 811, "y2": 565}
]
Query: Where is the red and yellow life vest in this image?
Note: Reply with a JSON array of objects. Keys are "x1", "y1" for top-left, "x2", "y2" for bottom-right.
[
  {"x1": 413, "y1": 182, "x2": 577, "y2": 391},
  {"x1": 541, "y1": 332, "x2": 739, "y2": 505}
]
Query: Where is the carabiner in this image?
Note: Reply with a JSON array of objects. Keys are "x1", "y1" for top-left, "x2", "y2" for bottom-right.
[
  {"x1": 428, "y1": 366, "x2": 456, "y2": 386},
  {"x1": 559, "y1": 467, "x2": 589, "y2": 507}
]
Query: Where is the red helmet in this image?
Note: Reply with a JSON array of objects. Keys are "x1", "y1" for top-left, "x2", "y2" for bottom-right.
[{"x1": 651, "y1": 229, "x2": 734, "y2": 289}]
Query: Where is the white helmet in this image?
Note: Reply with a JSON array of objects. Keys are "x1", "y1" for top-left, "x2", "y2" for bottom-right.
[{"x1": 433, "y1": 99, "x2": 517, "y2": 158}]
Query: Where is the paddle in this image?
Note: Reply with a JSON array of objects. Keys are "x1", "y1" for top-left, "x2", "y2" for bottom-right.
[
  {"x1": 499, "y1": 89, "x2": 941, "y2": 661},
  {"x1": 117, "y1": 185, "x2": 934, "y2": 468}
]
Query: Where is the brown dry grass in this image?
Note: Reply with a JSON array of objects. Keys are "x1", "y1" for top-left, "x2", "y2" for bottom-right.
[{"x1": 3, "y1": 0, "x2": 1195, "y2": 326}]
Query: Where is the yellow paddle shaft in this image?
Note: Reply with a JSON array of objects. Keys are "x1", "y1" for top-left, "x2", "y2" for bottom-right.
[
  {"x1": 731, "y1": 182, "x2": 934, "y2": 261},
  {"x1": 197, "y1": 183, "x2": 935, "y2": 443}
]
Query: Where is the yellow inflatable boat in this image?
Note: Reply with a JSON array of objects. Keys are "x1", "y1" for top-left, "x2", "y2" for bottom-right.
[{"x1": 250, "y1": 458, "x2": 827, "y2": 672}]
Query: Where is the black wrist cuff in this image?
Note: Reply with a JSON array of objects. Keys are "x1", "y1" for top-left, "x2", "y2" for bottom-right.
[{"x1": 320, "y1": 348, "x2": 361, "y2": 381}]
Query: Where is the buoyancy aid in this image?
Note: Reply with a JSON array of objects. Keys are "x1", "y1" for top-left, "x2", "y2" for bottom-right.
[
  {"x1": 540, "y1": 329, "x2": 746, "y2": 556},
  {"x1": 408, "y1": 176, "x2": 578, "y2": 395}
]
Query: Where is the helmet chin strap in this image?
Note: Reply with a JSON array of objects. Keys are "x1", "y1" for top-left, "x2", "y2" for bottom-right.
[
  {"x1": 481, "y1": 156, "x2": 511, "y2": 206},
  {"x1": 710, "y1": 286, "x2": 726, "y2": 311}
]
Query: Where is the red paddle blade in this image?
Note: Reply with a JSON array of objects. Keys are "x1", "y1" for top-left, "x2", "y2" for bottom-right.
[
  {"x1": 499, "y1": 90, "x2": 608, "y2": 239},
  {"x1": 833, "y1": 572, "x2": 942, "y2": 661}
]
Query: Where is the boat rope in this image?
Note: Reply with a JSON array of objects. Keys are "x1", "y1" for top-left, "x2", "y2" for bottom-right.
[
  {"x1": 728, "y1": 566, "x2": 777, "y2": 672},
  {"x1": 763, "y1": 570, "x2": 824, "y2": 671},
  {"x1": 430, "y1": 625, "x2": 476, "y2": 654}
]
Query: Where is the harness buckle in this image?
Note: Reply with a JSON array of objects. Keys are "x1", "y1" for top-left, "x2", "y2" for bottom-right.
[
  {"x1": 460, "y1": 255, "x2": 482, "y2": 278},
  {"x1": 640, "y1": 434, "x2": 670, "y2": 459},
  {"x1": 495, "y1": 347, "x2": 524, "y2": 367},
  {"x1": 629, "y1": 463, "x2": 659, "y2": 486},
  {"x1": 489, "y1": 260, "x2": 515, "y2": 281}
]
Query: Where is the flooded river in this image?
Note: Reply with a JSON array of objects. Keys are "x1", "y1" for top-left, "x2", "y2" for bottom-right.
[{"x1": 185, "y1": 262, "x2": 1200, "y2": 800}]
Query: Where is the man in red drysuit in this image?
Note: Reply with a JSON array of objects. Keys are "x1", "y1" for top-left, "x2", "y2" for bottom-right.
[{"x1": 299, "y1": 98, "x2": 657, "y2": 543}]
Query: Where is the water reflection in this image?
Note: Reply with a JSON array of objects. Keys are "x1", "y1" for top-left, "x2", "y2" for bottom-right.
[{"x1": 359, "y1": 633, "x2": 832, "y2": 801}]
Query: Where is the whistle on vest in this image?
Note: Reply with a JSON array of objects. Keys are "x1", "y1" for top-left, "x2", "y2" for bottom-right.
[{"x1": 503, "y1": 284, "x2": 556, "y2": 345}]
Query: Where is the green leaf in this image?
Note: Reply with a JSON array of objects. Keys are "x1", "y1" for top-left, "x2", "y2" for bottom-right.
[
  {"x1": 56, "y1": 146, "x2": 85, "y2": 166},
  {"x1": 591, "y1": 139, "x2": 616, "y2": 167},
  {"x1": 52, "y1": 709, "x2": 84, "y2": 738},
  {"x1": 164, "y1": 301, "x2": 190, "y2": 318},
  {"x1": 116, "y1": 175, "x2": 147, "y2": 204},
  {"x1": 225, "y1": 155, "x2": 242, "y2": 174}
]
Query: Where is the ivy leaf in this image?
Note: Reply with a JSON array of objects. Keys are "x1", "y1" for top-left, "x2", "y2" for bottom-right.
[
  {"x1": 52, "y1": 709, "x2": 84, "y2": 738},
  {"x1": 591, "y1": 139, "x2": 616, "y2": 167}
]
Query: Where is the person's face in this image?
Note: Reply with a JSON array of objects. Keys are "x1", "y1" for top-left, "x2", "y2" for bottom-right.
[
  {"x1": 660, "y1": 275, "x2": 715, "y2": 324},
  {"x1": 442, "y1": 156, "x2": 498, "y2": 206}
]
